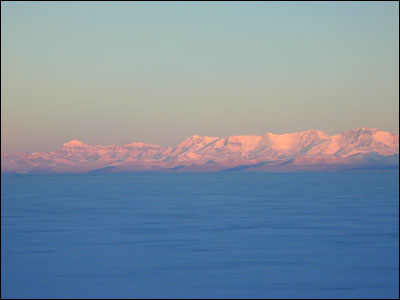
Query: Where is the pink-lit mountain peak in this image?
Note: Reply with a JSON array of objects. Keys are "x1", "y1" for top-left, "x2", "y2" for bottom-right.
[
  {"x1": 63, "y1": 139, "x2": 86, "y2": 146},
  {"x1": 2, "y1": 127, "x2": 398, "y2": 173}
]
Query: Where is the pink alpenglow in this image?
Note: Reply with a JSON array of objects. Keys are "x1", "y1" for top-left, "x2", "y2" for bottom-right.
[{"x1": 2, "y1": 128, "x2": 399, "y2": 173}]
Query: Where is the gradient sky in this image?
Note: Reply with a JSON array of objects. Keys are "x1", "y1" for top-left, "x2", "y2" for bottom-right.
[{"x1": 1, "y1": 2, "x2": 399, "y2": 153}]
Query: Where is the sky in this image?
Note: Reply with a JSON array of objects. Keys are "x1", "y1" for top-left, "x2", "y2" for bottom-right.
[{"x1": 1, "y1": 2, "x2": 399, "y2": 153}]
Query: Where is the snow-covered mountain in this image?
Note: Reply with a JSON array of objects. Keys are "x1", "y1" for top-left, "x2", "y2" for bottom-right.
[{"x1": 2, "y1": 127, "x2": 398, "y2": 173}]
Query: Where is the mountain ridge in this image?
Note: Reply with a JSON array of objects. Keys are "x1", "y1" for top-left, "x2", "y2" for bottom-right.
[{"x1": 2, "y1": 127, "x2": 399, "y2": 173}]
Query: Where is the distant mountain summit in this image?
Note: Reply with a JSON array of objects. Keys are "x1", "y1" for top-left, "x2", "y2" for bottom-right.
[{"x1": 2, "y1": 128, "x2": 399, "y2": 173}]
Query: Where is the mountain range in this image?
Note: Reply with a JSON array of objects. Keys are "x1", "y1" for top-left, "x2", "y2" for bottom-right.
[{"x1": 2, "y1": 127, "x2": 399, "y2": 173}]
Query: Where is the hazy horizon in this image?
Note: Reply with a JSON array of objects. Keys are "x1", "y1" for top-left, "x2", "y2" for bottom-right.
[{"x1": 2, "y1": 2, "x2": 399, "y2": 153}]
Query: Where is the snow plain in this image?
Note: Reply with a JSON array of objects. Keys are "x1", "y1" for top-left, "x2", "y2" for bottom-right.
[{"x1": 1, "y1": 172, "x2": 399, "y2": 298}]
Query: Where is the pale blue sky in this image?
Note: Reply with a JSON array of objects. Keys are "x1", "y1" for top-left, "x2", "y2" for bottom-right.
[{"x1": 1, "y1": 2, "x2": 399, "y2": 152}]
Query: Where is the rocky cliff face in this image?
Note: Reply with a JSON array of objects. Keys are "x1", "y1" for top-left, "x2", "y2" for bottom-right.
[{"x1": 2, "y1": 127, "x2": 399, "y2": 173}]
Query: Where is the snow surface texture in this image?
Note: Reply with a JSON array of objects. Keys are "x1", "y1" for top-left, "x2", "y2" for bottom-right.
[
  {"x1": 2, "y1": 127, "x2": 399, "y2": 173},
  {"x1": 1, "y1": 172, "x2": 399, "y2": 298}
]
